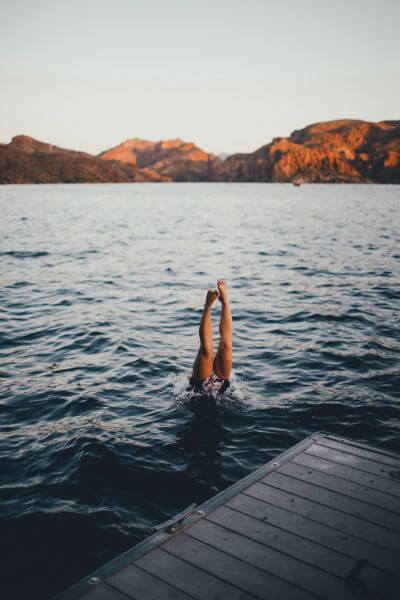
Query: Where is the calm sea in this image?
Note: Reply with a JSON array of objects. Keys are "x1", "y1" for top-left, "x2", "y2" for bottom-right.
[{"x1": 1, "y1": 183, "x2": 399, "y2": 599}]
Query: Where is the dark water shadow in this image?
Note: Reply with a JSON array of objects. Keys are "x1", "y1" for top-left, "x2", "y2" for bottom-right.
[{"x1": 175, "y1": 396, "x2": 228, "y2": 501}]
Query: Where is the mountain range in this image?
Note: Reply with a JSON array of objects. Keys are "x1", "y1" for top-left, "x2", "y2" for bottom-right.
[{"x1": 1, "y1": 119, "x2": 399, "y2": 184}]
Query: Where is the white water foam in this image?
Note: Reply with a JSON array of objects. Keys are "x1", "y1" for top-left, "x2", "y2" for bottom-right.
[{"x1": 169, "y1": 370, "x2": 246, "y2": 406}]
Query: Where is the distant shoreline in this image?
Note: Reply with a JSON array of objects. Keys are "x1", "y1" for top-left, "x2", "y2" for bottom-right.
[
  {"x1": 1, "y1": 119, "x2": 399, "y2": 184},
  {"x1": 1, "y1": 180, "x2": 400, "y2": 186}
]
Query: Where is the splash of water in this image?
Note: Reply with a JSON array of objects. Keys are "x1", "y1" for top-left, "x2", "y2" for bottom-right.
[{"x1": 169, "y1": 370, "x2": 245, "y2": 406}]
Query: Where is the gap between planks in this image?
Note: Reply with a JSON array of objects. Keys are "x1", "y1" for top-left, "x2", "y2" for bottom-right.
[
  {"x1": 263, "y1": 465, "x2": 400, "y2": 532},
  {"x1": 226, "y1": 491, "x2": 400, "y2": 579},
  {"x1": 306, "y1": 444, "x2": 400, "y2": 489},
  {"x1": 320, "y1": 436, "x2": 400, "y2": 467},
  {"x1": 291, "y1": 452, "x2": 400, "y2": 512},
  {"x1": 201, "y1": 504, "x2": 399, "y2": 599}
]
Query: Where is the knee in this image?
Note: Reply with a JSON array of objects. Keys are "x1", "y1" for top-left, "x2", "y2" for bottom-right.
[
  {"x1": 220, "y1": 339, "x2": 232, "y2": 352},
  {"x1": 201, "y1": 344, "x2": 214, "y2": 358}
]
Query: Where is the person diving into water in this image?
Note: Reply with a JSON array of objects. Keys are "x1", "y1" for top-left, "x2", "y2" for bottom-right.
[{"x1": 189, "y1": 280, "x2": 233, "y2": 397}]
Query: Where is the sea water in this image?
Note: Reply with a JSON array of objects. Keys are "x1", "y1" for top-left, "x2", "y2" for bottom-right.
[{"x1": 1, "y1": 183, "x2": 399, "y2": 598}]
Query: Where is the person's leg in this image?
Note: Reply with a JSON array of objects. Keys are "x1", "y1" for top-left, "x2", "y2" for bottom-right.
[
  {"x1": 213, "y1": 280, "x2": 233, "y2": 380},
  {"x1": 192, "y1": 289, "x2": 218, "y2": 381}
]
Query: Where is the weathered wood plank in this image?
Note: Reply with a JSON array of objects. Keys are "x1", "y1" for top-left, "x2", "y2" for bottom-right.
[
  {"x1": 107, "y1": 563, "x2": 193, "y2": 600},
  {"x1": 184, "y1": 516, "x2": 359, "y2": 600},
  {"x1": 326, "y1": 435, "x2": 400, "y2": 459},
  {"x1": 206, "y1": 505, "x2": 399, "y2": 599},
  {"x1": 162, "y1": 532, "x2": 314, "y2": 600},
  {"x1": 262, "y1": 467, "x2": 400, "y2": 532},
  {"x1": 320, "y1": 437, "x2": 400, "y2": 468},
  {"x1": 227, "y1": 492, "x2": 400, "y2": 577},
  {"x1": 306, "y1": 445, "x2": 400, "y2": 490},
  {"x1": 207, "y1": 504, "x2": 350, "y2": 574},
  {"x1": 292, "y1": 452, "x2": 400, "y2": 513},
  {"x1": 135, "y1": 547, "x2": 251, "y2": 600},
  {"x1": 79, "y1": 584, "x2": 131, "y2": 600},
  {"x1": 245, "y1": 481, "x2": 400, "y2": 553}
]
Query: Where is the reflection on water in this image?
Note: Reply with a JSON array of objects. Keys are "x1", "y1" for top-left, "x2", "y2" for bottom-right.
[
  {"x1": 0, "y1": 182, "x2": 399, "y2": 599},
  {"x1": 176, "y1": 397, "x2": 226, "y2": 495}
]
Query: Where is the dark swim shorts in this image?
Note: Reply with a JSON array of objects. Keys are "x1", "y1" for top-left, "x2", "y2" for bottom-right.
[{"x1": 189, "y1": 373, "x2": 230, "y2": 397}]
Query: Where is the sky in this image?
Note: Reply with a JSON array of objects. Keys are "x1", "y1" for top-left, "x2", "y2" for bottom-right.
[{"x1": 0, "y1": 0, "x2": 399, "y2": 155}]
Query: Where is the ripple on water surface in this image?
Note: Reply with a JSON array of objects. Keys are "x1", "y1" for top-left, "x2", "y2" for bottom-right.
[{"x1": 0, "y1": 183, "x2": 399, "y2": 599}]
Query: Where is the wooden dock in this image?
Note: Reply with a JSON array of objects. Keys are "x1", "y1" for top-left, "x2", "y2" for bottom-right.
[{"x1": 54, "y1": 432, "x2": 400, "y2": 600}]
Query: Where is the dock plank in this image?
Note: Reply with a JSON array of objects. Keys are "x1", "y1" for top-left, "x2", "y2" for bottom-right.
[
  {"x1": 207, "y1": 504, "x2": 350, "y2": 574},
  {"x1": 135, "y1": 547, "x2": 251, "y2": 600},
  {"x1": 107, "y1": 563, "x2": 193, "y2": 600},
  {"x1": 245, "y1": 481, "x2": 400, "y2": 553},
  {"x1": 306, "y1": 444, "x2": 400, "y2": 489},
  {"x1": 292, "y1": 452, "x2": 400, "y2": 513},
  {"x1": 262, "y1": 466, "x2": 400, "y2": 532},
  {"x1": 79, "y1": 584, "x2": 131, "y2": 600},
  {"x1": 319, "y1": 437, "x2": 400, "y2": 468},
  {"x1": 227, "y1": 492, "x2": 400, "y2": 578},
  {"x1": 185, "y1": 514, "x2": 364, "y2": 600},
  {"x1": 207, "y1": 504, "x2": 399, "y2": 599},
  {"x1": 162, "y1": 532, "x2": 314, "y2": 600}
]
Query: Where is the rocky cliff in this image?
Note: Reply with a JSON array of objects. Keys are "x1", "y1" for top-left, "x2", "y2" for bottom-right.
[
  {"x1": 99, "y1": 138, "x2": 223, "y2": 182},
  {"x1": 222, "y1": 120, "x2": 400, "y2": 183},
  {"x1": 1, "y1": 120, "x2": 399, "y2": 184},
  {"x1": 0, "y1": 135, "x2": 163, "y2": 184}
]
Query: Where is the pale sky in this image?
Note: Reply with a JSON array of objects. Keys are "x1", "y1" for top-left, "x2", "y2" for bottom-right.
[{"x1": 1, "y1": 0, "x2": 399, "y2": 155}]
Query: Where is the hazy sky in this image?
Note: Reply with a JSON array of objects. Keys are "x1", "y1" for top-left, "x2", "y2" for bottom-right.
[{"x1": 1, "y1": 0, "x2": 399, "y2": 155}]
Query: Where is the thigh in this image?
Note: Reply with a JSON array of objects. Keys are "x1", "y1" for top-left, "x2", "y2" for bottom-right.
[
  {"x1": 192, "y1": 345, "x2": 214, "y2": 381},
  {"x1": 213, "y1": 341, "x2": 232, "y2": 380}
]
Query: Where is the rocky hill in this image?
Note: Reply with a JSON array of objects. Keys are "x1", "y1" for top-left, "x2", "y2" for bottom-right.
[
  {"x1": 0, "y1": 135, "x2": 163, "y2": 184},
  {"x1": 99, "y1": 138, "x2": 223, "y2": 182},
  {"x1": 222, "y1": 120, "x2": 400, "y2": 183},
  {"x1": 1, "y1": 120, "x2": 399, "y2": 184}
]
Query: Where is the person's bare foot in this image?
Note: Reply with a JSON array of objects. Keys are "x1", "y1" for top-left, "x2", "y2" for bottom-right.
[
  {"x1": 205, "y1": 288, "x2": 219, "y2": 308},
  {"x1": 217, "y1": 280, "x2": 229, "y2": 304}
]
